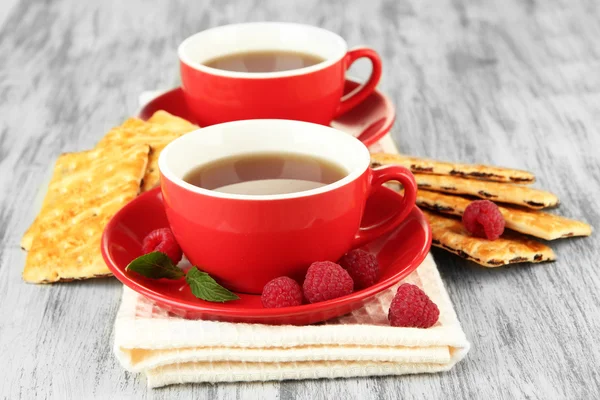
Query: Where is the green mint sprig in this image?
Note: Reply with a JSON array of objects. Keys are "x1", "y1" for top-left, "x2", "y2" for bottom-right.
[
  {"x1": 125, "y1": 252, "x2": 239, "y2": 303},
  {"x1": 185, "y1": 267, "x2": 240, "y2": 302},
  {"x1": 125, "y1": 252, "x2": 185, "y2": 279}
]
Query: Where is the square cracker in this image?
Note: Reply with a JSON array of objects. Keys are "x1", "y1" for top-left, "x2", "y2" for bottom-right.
[
  {"x1": 96, "y1": 116, "x2": 191, "y2": 192},
  {"x1": 21, "y1": 119, "x2": 158, "y2": 249},
  {"x1": 22, "y1": 145, "x2": 150, "y2": 283},
  {"x1": 371, "y1": 153, "x2": 535, "y2": 184},
  {"x1": 413, "y1": 174, "x2": 559, "y2": 209},
  {"x1": 21, "y1": 186, "x2": 60, "y2": 251},
  {"x1": 423, "y1": 210, "x2": 555, "y2": 267},
  {"x1": 147, "y1": 110, "x2": 198, "y2": 135},
  {"x1": 416, "y1": 190, "x2": 592, "y2": 241},
  {"x1": 22, "y1": 113, "x2": 196, "y2": 249}
]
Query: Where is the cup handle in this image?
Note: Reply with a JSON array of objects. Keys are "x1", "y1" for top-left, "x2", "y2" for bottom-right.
[
  {"x1": 334, "y1": 47, "x2": 383, "y2": 118},
  {"x1": 351, "y1": 166, "x2": 417, "y2": 248}
]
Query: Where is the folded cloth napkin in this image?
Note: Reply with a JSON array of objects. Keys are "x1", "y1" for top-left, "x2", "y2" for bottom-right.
[
  {"x1": 112, "y1": 92, "x2": 470, "y2": 387},
  {"x1": 114, "y1": 253, "x2": 469, "y2": 387}
]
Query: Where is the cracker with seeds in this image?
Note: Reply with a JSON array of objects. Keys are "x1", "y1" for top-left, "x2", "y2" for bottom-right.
[
  {"x1": 371, "y1": 153, "x2": 535, "y2": 184},
  {"x1": 22, "y1": 145, "x2": 150, "y2": 283},
  {"x1": 147, "y1": 110, "x2": 198, "y2": 135},
  {"x1": 416, "y1": 190, "x2": 592, "y2": 240},
  {"x1": 423, "y1": 210, "x2": 555, "y2": 267},
  {"x1": 413, "y1": 174, "x2": 558, "y2": 209},
  {"x1": 96, "y1": 116, "x2": 193, "y2": 192}
]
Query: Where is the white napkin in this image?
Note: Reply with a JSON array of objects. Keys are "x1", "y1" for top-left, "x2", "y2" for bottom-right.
[
  {"x1": 111, "y1": 93, "x2": 470, "y2": 387},
  {"x1": 114, "y1": 253, "x2": 469, "y2": 387}
]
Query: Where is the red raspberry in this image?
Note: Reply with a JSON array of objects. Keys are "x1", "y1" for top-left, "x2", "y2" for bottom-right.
[
  {"x1": 388, "y1": 283, "x2": 439, "y2": 328},
  {"x1": 338, "y1": 249, "x2": 380, "y2": 290},
  {"x1": 462, "y1": 200, "x2": 505, "y2": 240},
  {"x1": 261, "y1": 277, "x2": 303, "y2": 308},
  {"x1": 302, "y1": 261, "x2": 354, "y2": 303},
  {"x1": 142, "y1": 228, "x2": 183, "y2": 264}
]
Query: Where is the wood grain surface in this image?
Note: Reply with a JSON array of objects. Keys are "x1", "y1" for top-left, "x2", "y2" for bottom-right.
[{"x1": 1, "y1": 0, "x2": 599, "y2": 398}]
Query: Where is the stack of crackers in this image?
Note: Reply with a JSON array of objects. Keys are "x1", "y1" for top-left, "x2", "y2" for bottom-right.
[
  {"x1": 21, "y1": 115, "x2": 592, "y2": 282},
  {"x1": 371, "y1": 153, "x2": 592, "y2": 267},
  {"x1": 21, "y1": 111, "x2": 198, "y2": 283}
]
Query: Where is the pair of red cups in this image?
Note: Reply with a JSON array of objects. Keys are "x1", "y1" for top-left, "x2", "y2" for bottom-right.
[{"x1": 160, "y1": 23, "x2": 417, "y2": 294}]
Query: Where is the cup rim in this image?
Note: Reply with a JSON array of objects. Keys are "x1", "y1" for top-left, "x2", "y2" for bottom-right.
[
  {"x1": 178, "y1": 22, "x2": 348, "y2": 79},
  {"x1": 158, "y1": 119, "x2": 370, "y2": 201}
]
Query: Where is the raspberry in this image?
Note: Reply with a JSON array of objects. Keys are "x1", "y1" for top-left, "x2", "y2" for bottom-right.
[
  {"x1": 142, "y1": 228, "x2": 183, "y2": 264},
  {"x1": 338, "y1": 249, "x2": 380, "y2": 290},
  {"x1": 302, "y1": 261, "x2": 354, "y2": 303},
  {"x1": 388, "y1": 283, "x2": 439, "y2": 328},
  {"x1": 462, "y1": 200, "x2": 505, "y2": 240},
  {"x1": 261, "y1": 277, "x2": 303, "y2": 308}
]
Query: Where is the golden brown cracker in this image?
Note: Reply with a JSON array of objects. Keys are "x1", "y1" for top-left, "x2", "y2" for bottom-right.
[
  {"x1": 21, "y1": 222, "x2": 37, "y2": 250},
  {"x1": 22, "y1": 182, "x2": 59, "y2": 251},
  {"x1": 96, "y1": 117, "x2": 183, "y2": 192},
  {"x1": 423, "y1": 210, "x2": 555, "y2": 267},
  {"x1": 23, "y1": 114, "x2": 195, "y2": 250},
  {"x1": 147, "y1": 110, "x2": 198, "y2": 135},
  {"x1": 371, "y1": 153, "x2": 535, "y2": 184},
  {"x1": 96, "y1": 117, "x2": 182, "y2": 149},
  {"x1": 22, "y1": 145, "x2": 150, "y2": 283},
  {"x1": 413, "y1": 174, "x2": 558, "y2": 209},
  {"x1": 416, "y1": 190, "x2": 592, "y2": 240}
]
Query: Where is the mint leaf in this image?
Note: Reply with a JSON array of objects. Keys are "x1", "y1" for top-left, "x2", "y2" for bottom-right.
[
  {"x1": 185, "y1": 267, "x2": 240, "y2": 302},
  {"x1": 125, "y1": 251, "x2": 185, "y2": 279}
]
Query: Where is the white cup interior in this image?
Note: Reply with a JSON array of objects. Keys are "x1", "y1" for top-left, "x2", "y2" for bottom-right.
[
  {"x1": 178, "y1": 22, "x2": 347, "y2": 78},
  {"x1": 159, "y1": 120, "x2": 370, "y2": 200}
]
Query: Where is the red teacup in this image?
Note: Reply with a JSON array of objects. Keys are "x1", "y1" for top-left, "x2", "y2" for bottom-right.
[
  {"x1": 178, "y1": 23, "x2": 382, "y2": 126},
  {"x1": 159, "y1": 120, "x2": 416, "y2": 294}
]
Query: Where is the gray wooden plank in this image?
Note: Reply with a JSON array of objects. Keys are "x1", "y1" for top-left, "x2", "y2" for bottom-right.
[{"x1": 0, "y1": 0, "x2": 599, "y2": 399}]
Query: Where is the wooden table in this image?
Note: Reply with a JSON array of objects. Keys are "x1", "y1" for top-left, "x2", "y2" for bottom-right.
[{"x1": 1, "y1": 0, "x2": 599, "y2": 398}]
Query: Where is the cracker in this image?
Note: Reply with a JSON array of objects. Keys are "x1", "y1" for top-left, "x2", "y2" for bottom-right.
[
  {"x1": 416, "y1": 190, "x2": 592, "y2": 240},
  {"x1": 139, "y1": 141, "x2": 177, "y2": 193},
  {"x1": 22, "y1": 145, "x2": 150, "y2": 283},
  {"x1": 413, "y1": 174, "x2": 558, "y2": 209},
  {"x1": 22, "y1": 114, "x2": 195, "y2": 250},
  {"x1": 371, "y1": 153, "x2": 535, "y2": 184},
  {"x1": 96, "y1": 117, "x2": 185, "y2": 192},
  {"x1": 147, "y1": 110, "x2": 198, "y2": 135},
  {"x1": 22, "y1": 186, "x2": 59, "y2": 251},
  {"x1": 423, "y1": 210, "x2": 555, "y2": 267}
]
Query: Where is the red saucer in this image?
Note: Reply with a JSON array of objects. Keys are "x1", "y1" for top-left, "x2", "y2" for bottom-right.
[
  {"x1": 139, "y1": 79, "x2": 396, "y2": 147},
  {"x1": 101, "y1": 187, "x2": 431, "y2": 325}
]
